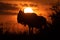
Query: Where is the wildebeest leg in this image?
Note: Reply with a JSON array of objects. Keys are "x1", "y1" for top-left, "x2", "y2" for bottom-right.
[
  {"x1": 29, "y1": 27, "x2": 33, "y2": 35},
  {"x1": 28, "y1": 27, "x2": 30, "y2": 35},
  {"x1": 29, "y1": 27, "x2": 31, "y2": 35},
  {"x1": 31, "y1": 27, "x2": 33, "y2": 34}
]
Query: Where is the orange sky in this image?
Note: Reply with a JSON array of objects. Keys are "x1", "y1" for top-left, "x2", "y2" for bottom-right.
[
  {"x1": 0, "y1": 1, "x2": 53, "y2": 15},
  {"x1": 0, "y1": 0, "x2": 60, "y2": 23}
]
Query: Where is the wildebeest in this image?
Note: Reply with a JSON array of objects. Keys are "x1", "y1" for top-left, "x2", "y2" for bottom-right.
[{"x1": 17, "y1": 10, "x2": 47, "y2": 34}]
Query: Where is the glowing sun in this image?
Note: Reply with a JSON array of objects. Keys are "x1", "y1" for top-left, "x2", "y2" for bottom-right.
[{"x1": 24, "y1": 7, "x2": 34, "y2": 13}]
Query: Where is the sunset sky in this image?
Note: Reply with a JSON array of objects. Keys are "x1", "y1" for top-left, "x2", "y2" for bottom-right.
[
  {"x1": 0, "y1": 0, "x2": 59, "y2": 15},
  {"x1": 0, "y1": 0, "x2": 60, "y2": 23}
]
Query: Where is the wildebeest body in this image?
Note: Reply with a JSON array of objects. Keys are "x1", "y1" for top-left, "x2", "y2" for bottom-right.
[{"x1": 17, "y1": 10, "x2": 46, "y2": 28}]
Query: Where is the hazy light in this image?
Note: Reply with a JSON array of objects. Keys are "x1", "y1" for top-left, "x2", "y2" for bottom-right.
[{"x1": 24, "y1": 7, "x2": 34, "y2": 13}]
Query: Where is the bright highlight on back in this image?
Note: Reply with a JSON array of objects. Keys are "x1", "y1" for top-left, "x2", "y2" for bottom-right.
[{"x1": 24, "y1": 7, "x2": 34, "y2": 13}]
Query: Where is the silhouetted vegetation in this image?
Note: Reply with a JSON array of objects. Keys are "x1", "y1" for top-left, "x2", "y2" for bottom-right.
[{"x1": 49, "y1": 2, "x2": 60, "y2": 36}]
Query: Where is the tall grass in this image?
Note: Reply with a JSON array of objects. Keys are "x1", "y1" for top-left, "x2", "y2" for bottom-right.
[{"x1": 0, "y1": 22, "x2": 39, "y2": 34}]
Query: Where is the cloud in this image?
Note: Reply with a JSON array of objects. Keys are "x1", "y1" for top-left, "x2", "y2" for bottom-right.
[
  {"x1": 0, "y1": 2, "x2": 19, "y2": 10},
  {"x1": 0, "y1": 10, "x2": 17, "y2": 15}
]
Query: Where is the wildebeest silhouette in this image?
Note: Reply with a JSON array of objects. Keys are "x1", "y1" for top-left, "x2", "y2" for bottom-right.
[{"x1": 17, "y1": 10, "x2": 47, "y2": 34}]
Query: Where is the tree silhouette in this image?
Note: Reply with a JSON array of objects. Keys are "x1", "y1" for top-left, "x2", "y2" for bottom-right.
[{"x1": 49, "y1": 2, "x2": 60, "y2": 34}]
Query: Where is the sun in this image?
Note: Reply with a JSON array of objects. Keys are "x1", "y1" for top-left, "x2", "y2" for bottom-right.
[{"x1": 24, "y1": 7, "x2": 34, "y2": 13}]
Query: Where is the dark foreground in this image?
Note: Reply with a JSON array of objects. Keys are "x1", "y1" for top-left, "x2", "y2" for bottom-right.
[{"x1": 0, "y1": 31, "x2": 57, "y2": 40}]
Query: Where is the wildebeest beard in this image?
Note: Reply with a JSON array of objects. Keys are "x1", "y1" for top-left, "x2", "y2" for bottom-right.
[{"x1": 17, "y1": 10, "x2": 47, "y2": 28}]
